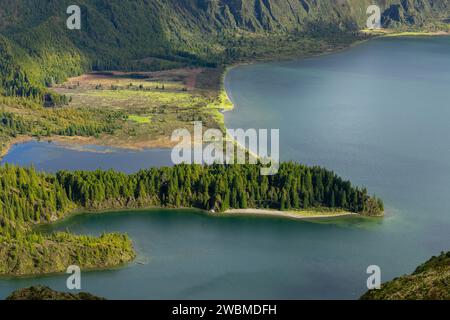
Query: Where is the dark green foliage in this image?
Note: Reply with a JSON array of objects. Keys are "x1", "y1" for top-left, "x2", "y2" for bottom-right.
[
  {"x1": 0, "y1": 35, "x2": 39, "y2": 98},
  {"x1": 0, "y1": 164, "x2": 73, "y2": 237},
  {"x1": 0, "y1": 161, "x2": 383, "y2": 275},
  {"x1": 0, "y1": 35, "x2": 71, "y2": 104},
  {"x1": 1, "y1": 0, "x2": 449, "y2": 101},
  {"x1": 0, "y1": 231, "x2": 135, "y2": 276},
  {"x1": 6, "y1": 285, "x2": 105, "y2": 300},
  {"x1": 413, "y1": 251, "x2": 450, "y2": 274},
  {"x1": 0, "y1": 111, "x2": 32, "y2": 136},
  {"x1": 0, "y1": 163, "x2": 383, "y2": 240},
  {"x1": 0, "y1": 99, "x2": 125, "y2": 142},
  {"x1": 361, "y1": 251, "x2": 450, "y2": 300},
  {"x1": 0, "y1": 164, "x2": 135, "y2": 275},
  {"x1": 54, "y1": 162, "x2": 383, "y2": 215}
]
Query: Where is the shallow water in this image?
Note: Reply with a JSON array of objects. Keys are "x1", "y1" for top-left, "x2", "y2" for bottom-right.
[
  {"x1": 1, "y1": 141, "x2": 173, "y2": 173},
  {"x1": 1, "y1": 36, "x2": 449, "y2": 299}
]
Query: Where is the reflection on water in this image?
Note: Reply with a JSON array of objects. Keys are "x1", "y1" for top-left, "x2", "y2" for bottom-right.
[
  {"x1": 1, "y1": 37, "x2": 450, "y2": 299},
  {"x1": 1, "y1": 140, "x2": 173, "y2": 173}
]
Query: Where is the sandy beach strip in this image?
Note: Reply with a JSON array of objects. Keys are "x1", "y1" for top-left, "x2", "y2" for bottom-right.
[{"x1": 222, "y1": 208, "x2": 357, "y2": 220}]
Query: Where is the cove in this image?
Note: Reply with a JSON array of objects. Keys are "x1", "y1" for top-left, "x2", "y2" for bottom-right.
[
  {"x1": 0, "y1": 209, "x2": 382, "y2": 299},
  {"x1": 0, "y1": 140, "x2": 173, "y2": 173},
  {"x1": 1, "y1": 36, "x2": 450, "y2": 299}
]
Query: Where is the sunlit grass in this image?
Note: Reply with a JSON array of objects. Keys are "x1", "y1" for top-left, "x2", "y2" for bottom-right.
[{"x1": 128, "y1": 114, "x2": 152, "y2": 124}]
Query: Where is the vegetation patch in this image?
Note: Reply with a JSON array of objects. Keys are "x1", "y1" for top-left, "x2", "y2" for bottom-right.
[
  {"x1": 128, "y1": 115, "x2": 152, "y2": 124},
  {"x1": 6, "y1": 286, "x2": 105, "y2": 300},
  {"x1": 0, "y1": 162, "x2": 383, "y2": 276},
  {"x1": 361, "y1": 252, "x2": 450, "y2": 300},
  {"x1": 0, "y1": 232, "x2": 135, "y2": 276},
  {"x1": 0, "y1": 68, "x2": 226, "y2": 156}
]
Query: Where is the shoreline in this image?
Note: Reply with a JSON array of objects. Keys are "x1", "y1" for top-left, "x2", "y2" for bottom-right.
[
  {"x1": 2, "y1": 30, "x2": 448, "y2": 161},
  {"x1": 37, "y1": 206, "x2": 359, "y2": 231},
  {"x1": 0, "y1": 135, "x2": 176, "y2": 161},
  {"x1": 0, "y1": 258, "x2": 133, "y2": 280},
  {"x1": 217, "y1": 34, "x2": 378, "y2": 163},
  {"x1": 0, "y1": 136, "x2": 33, "y2": 160},
  {"x1": 362, "y1": 29, "x2": 450, "y2": 37},
  {"x1": 222, "y1": 208, "x2": 358, "y2": 220}
]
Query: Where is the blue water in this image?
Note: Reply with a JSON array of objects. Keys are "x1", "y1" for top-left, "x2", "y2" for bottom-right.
[
  {"x1": 1, "y1": 36, "x2": 449, "y2": 299},
  {"x1": 1, "y1": 141, "x2": 173, "y2": 173}
]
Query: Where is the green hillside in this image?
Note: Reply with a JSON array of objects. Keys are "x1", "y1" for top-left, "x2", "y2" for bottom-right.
[
  {"x1": 0, "y1": 0, "x2": 445, "y2": 280},
  {"x1": 0, "y1": 0, "x2": 449, "y2": 99},
  {"x1": 6, "y1": 286, "x2": 105, "y2": 300},
  {"x1": 0, "y1": 163, "x2": 382, "y2": 276},
  {"x1": 361, "y1": 251, "x2": 450, "y2": 300}
]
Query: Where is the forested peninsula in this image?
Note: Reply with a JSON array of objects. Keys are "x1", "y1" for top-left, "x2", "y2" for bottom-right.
[
  {"x1": 1, "y1": 0, "x2": 445, "y2": 277},
  {"x1": 0, "y1": 163, "x2": 383, "y2": 276}
]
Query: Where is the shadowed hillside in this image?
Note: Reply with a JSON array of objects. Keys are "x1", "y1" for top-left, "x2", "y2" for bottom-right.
[
  {"x1": 0, "y1": 0, "x2": 449, "y2": 98},
  {"x1": 361, "y1": 252, "x2": 450, "y2": 300},
  {"x1": 6, "y1": 286, "x2": 105, "y2": 300}
]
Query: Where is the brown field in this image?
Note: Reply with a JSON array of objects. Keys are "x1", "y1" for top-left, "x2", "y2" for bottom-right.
[{"x1": 49, "y1": 67, "x2": 229, "y2": 149}]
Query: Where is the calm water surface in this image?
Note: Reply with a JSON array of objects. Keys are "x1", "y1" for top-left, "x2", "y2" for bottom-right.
[
  {"x1": 1, "y1": 141, "x2": 173, "y2": 173},
  {"x1": 1, "y1": 37, "x2": 449, "y2": 299}
]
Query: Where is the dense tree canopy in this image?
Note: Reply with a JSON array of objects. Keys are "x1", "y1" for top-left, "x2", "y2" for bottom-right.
[
  {"x1": 0, "y1": 164, "x2": 134, "y2": 276},
  {"x1": 56, "y1": 162, "x2": 383, "y2": 215},
  {"x1": 1, "y1": 0, "x2": 449, "y2": 103},
  {"x1": 0, "y1": 163, "x2": 383, "y2": 239}
]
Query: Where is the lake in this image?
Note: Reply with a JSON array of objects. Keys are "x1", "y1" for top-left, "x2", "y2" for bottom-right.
[
  {"x1": 1, "y1": 141, "x2": 173, "y2": 173},
  {"x1": 1, "y1": 36, "x2": 450, "y2": 299}
]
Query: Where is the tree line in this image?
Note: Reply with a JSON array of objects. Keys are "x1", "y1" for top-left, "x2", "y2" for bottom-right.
[
  {"x1": 0, "y1": 107, "x2": 125, "y2": 140},
  {"x1": 0, "y1": 163, "x2": 383, "y2": 275},
  {"x1": 0, "y1": 165, "x2": 134, "y2": 276},
  {"x1": 0, "y1": 163, "x2": 383, "y2": 238},
  {"x1": 56, "y1": 163, "x2": 384, "y2": 215}
]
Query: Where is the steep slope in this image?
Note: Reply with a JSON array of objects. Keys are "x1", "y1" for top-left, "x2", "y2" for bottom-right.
[
  {"x1": 6, "y1": 286, "x2": 105, "y2": 300},
  {"x1": 0, "y1": 0, "x2": 449, "y2": 97},
  {"x1": 361, "y1": 251, "x2": 450, "y2": 300}
]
